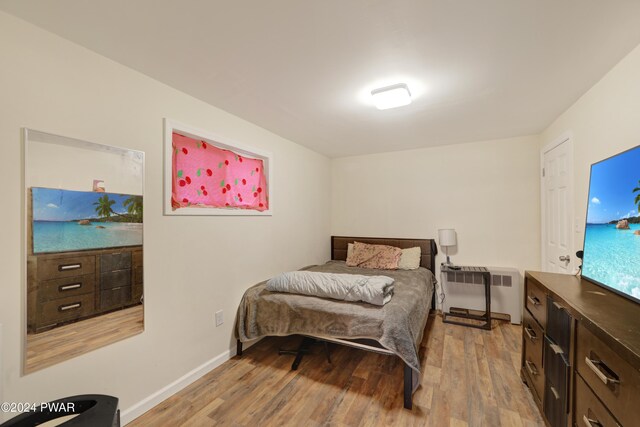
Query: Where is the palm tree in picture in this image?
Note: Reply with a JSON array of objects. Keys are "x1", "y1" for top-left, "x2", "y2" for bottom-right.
[
  {"x1": 634, "y1": 180, "x2": 640, "y2": 214},
  {"x1": 94, "y1": 194, "x2": 115, "y2": 220},
  {"x1": 123, "y1": 195, "x2": 143, "y2": 223}
]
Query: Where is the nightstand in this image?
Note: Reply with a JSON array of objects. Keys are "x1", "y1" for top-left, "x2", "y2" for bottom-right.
[{"x1": 441, "y1": 265, "x2": 491, "y2": 330}]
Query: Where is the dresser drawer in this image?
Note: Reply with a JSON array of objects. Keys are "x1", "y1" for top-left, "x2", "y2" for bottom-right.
[
  {"x1": 36, "y1": 255, "x2": 96, "y2": 281},
  {"x1": 132, "y1": 282, "x2": 143, "y2": 304},
  {"x1": 575, "y1": 374, "x2": 621, "y2": 427},
  {"x1": 38, "y1": 293, "x2": 95, "y2": 327},
  {"x1": 543, "y1": 378, "x2": 568, "y2": 427},
  {"x1": 523, "y1": 308, "x2": 544, "y2": 371},
  {"x1": 132, "y1": 250, "x2": 143, "y2": 281},
  {"x1": 100, "y1": 251, "x2": 131, "y2": 273},
  {"x1": 544, "y1": 337, "x2": 570, "y2": 410},
  {"x1": 100, "y1": 270, "x2": 131, "y2": 290},
  {"x1": 576, "y1": 323, "x2": 640, "y2": 427},
  {"x1": 132, "y1": 250, "x2": 142, "y2": 267},
  {"x1": 544, "y1": 336, "x2": 570, "y2": 427},
  {"x1": 523, "y1": 312, "x2": 546, "y2": 404},
  {"x1": 38, "y1": 274, "x2": 95, "y2": 302},
  {"x1": 100, "y1": 286, "x2": 132, "y2": 311},
  {"x1": 525, "y1": 278, "x2": 547, "y2": 329},
  {"x1": 546, "y1": 296, "x2": 572, "y2": 355},
  {"x1": 134, "y1": 266, "x2": 143, "y2": 285}
]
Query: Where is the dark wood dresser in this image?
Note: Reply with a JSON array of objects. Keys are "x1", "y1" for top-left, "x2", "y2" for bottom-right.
[
  {"x1": 521, "y1": 271, "x2": 640, "y2": 427},
  {"x1": 27, "y1": 246, "x2": 143, "y2": 333}
]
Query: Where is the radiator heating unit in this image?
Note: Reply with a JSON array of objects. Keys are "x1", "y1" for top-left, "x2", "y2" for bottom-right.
[{"x1": 441, "y1": 266, "x2": 522, "y2": 324}]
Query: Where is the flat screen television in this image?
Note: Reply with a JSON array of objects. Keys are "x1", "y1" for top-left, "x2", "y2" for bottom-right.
[
  {"x1": 582, "y1": 144, "x2": 640, "y2": 304},
  {"x1": 30, "y1": 187, "x2": 143, "y2": 254}
]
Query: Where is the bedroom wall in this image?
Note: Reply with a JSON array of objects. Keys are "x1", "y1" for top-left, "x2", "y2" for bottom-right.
[
  {"x1": 541, "y1": 42, "x2": 640, "y2": 253},
  {"x1": 331, "y1": 135, "x2": 541, "y2": 291},
  {"x1": 0, "y1": 11, "x2": 330, "y2": 422},
  {"x1": 26, "y1": 137, "x2": 143, "y2": 195}
]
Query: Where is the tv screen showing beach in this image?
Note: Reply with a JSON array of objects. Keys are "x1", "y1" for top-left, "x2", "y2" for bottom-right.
[
  {"x1": 582, "y1": 145, "x2": 640, "y2": 303},
  {"x1": 31, "y1": 187, "x2": 143, "y2": 254}
]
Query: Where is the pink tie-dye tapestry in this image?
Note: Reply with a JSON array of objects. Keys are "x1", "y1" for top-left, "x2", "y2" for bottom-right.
[{"x1": 171, "y1": 132, "x2": 268, "y2": 211}]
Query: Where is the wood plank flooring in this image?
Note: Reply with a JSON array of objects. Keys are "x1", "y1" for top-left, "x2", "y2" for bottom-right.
[
  {"x1": 25, "y1": 305, "x2": 144, "y2": 373},
  {"x1": 129, "y1": 315, "x2": 543, "y2": 426}
]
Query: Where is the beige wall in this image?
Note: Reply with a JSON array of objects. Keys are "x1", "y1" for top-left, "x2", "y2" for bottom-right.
[
  {"x1": 541, "y1": 43, "x2": 640, "y2": 253},
  {"x1": 26, "y1": 133, "x2": 144, "y2": 196},
  {"x1": 0, "y1": 11, "x2": 330, "y2": 419},
  {"x1": 331, "y1": 135, "x2": 542, "y2": 291}
]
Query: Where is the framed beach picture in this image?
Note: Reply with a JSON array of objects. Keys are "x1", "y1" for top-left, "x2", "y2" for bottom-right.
[
  {"x1": 163, "y1": 119, "x2": 273, "y2": 216},
  {"x1": 30, "y1": 187, "x2": 143, "y2": 254}
]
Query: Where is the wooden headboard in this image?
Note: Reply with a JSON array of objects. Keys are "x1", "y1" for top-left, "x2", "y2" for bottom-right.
[{"x1": 331, "y1": 236, "x2": 438, "y2": 275}]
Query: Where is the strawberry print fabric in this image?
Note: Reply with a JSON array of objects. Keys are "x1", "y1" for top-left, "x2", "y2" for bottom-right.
[{"x1": 171, "y1": 132, "x2": 268, "y2": 211}]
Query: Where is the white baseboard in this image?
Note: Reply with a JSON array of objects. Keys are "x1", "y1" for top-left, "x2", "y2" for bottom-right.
[{"x1": 120, "y1": 348, "x2": 233, "y2": 425}]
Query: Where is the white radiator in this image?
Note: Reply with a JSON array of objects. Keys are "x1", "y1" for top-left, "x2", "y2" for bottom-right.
[{"x1": 441, "y1": 266, "x2": 522, "y2": 324}]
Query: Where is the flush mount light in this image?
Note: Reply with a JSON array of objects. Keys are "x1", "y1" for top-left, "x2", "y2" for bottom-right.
[{"x1": 371, "y1": 83, "x2": 412, "y2": 110}]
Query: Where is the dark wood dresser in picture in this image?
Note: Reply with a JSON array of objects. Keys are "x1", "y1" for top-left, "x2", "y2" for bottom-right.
[
  {"x1": 521, "y1": 271, "x2": 640, "y2": 427},
  {"x1": 27, "y1": 246, "x2": 143, "y2": 333}
]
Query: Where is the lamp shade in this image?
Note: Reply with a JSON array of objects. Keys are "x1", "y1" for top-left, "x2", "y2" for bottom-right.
[{"x1": 438, "y1": 229, "x2": 457, "y2": 247}]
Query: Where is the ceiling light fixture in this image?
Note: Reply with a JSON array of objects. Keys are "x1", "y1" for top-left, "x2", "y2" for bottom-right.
[{"x1": 371, "y1": 83, "x2": 412, "y2": 110}]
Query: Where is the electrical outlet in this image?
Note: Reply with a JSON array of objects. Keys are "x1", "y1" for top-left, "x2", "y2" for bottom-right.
[{"x1": 215, "y1": 310, "x2": 224, "y2": 327}]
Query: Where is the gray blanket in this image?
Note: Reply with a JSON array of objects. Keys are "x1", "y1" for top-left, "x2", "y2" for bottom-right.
[
  {"x1": 266, "y1": 271, "x2": 395, "y2": 306},
  {"x1": 235, "y1": 260, "x2": 435, "y2": 392}
]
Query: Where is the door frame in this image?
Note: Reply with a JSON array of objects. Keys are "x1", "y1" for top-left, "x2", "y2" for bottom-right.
[{"x1": 540, "y1": 131, "x2": 574, "y2": 273}]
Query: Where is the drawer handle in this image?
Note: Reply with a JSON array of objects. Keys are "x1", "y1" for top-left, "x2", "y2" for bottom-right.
[
  {"x1": 527, "y1": 295, "x2": 541, "y2": 306},
  {"x1": 59, "y1": 303, "x2": 81, "y2": 311},
  {"x1": 550, "y1": 343, "x2": 564, "y2": 355},
  {"x1": 524, "y1": 326, "x2": 537, "y2": 341},
  {"x1": 582, "y1": 415, "x2": 602, "y2": 427},
  {"x1": 585, "y1": 357, "x2": 620, "y2": 386},
  {"x1": 549, "y1": 385, "x2": 560, "y2": 400},
  {"x1": 525, "y1": 360, "x2": 538, "y2": 376},
  {"x1": 59, "y1": 283, "x2": 81, "y2": 291},
  {"x1": 112, "y1": 287, "x2": 122, "y2": 291},
  {"x1": 58, "y1": 263, "x2": 81, "y2": 271}
]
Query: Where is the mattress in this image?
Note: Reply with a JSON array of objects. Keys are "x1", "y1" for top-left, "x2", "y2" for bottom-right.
[{"x1": 235, "y1": 260, "x2": 435, "y2": 391}]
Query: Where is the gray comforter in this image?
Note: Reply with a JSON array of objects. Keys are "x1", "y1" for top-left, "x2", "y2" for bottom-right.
[
  {"x1": 266, "y1": 271, "x2": 395, "y2": 306},
  {"x1": 235, "y1": 260, "x2": 435, "y2": 392}
]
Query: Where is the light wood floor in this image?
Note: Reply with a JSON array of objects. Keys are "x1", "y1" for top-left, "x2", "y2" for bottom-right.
[
  {"x1": 25, "y1": 305, "x2": 144, "y2": 373},
  {"x1": 130, "y1": 315, "x2": 543, "y2": 427}
]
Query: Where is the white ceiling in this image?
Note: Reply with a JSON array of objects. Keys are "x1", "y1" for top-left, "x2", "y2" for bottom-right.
[{"x1": 2, "y1": 1, "x2": 640, "y2": 157}]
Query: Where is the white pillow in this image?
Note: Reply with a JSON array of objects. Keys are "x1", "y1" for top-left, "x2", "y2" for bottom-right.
[
  {"x1": 347, "y1": 242, "x2": 354, "y2": 259},
  {"x1": 398, "y1": 246, "x2": 421, "y2": 270}
]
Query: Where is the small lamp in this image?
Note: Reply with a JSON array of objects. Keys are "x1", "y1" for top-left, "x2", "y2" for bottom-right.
[{"x1": 438, "y1": 229, "x2": 457, "y2": 266}]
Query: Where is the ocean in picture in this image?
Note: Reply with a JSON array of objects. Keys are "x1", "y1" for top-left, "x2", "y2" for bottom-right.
[
  {"x1": 31, "y1": 187, "x2": 143, "y2": 254},
  {"x1": 582, "y1": 223, "x2": 640, "y2": 300},
  {"x1": 582, "y1": 145, "x2": 640, "y2": 301}
]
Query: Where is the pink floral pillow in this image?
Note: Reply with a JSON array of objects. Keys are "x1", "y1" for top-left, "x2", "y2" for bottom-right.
[{"x1": 346, "y1": 242, "x2": 402, "y2": 270}]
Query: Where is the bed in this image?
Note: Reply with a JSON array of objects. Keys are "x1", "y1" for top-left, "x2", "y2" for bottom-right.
[{"x1": 235, "y1": 236, "x2": 438, "y2": 409}]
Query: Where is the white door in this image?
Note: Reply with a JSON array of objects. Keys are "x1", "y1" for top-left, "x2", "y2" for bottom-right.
[{"x1": 542, "y1": 137, "x2": 573, "y2": 273}]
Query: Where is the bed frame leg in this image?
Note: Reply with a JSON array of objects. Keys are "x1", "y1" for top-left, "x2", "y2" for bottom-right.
[
  {"x1": 236, "y1": 340, "x2": 243, "y2": 357},
  {"x1": 404, "y1": 363, "x2": 413, "y2": 410}
]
